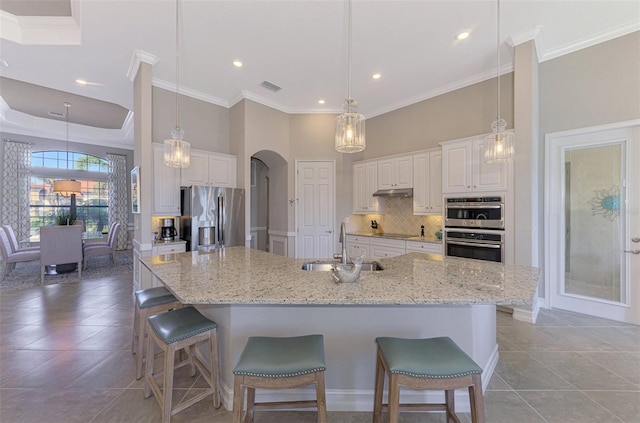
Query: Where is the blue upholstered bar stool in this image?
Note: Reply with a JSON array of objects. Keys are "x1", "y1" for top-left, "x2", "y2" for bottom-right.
[
  {"x1": 132, "y1": 287, "x2": 182, "y2": 379},
  {"x1": 232, "y1": 334, "x2": 327, "y2": 423},
  {"x1": 373, "y1": 337, "x2": 485, "y2": 423},
  {"x1": 144, "y1": 306, "x2": 221, "y2": 423}
]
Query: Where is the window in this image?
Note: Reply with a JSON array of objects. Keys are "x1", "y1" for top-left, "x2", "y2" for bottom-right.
[{"x1": 30, "y1": 151, "x2": 109, "y2": 235}]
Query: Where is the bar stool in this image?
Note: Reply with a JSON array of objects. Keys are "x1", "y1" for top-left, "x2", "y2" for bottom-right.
[
  {"x1": 373, "y1": 336, "x2": 485, "y2": 423},
  {"x1": 132, "y1": 287, "x2": 182, "y2": 379},
  {"x1": 232, "y1": 334, "x2": 327, "y2": 423},
  {"x1": 144, "y1": 306, "x2": 220, "y2": 423}
]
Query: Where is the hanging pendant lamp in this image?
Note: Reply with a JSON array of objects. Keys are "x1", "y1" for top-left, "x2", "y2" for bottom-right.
[
  {"x1": 335, "y1": 0, "x2": 365, "y2": 153},
  {"x1": 53, "y1": 102, "x2": 82, "y2": 197},
  {"x1": 164, "y1": 0, "x2": 190, "y2": 168},
  {"x1": 484, "y1": 0, "x2": 514, "y2": 163}
]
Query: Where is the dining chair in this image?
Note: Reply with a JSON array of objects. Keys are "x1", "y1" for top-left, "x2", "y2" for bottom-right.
[
  {"x1": 83, "y1": 222, "x2": 120, "y2": 269},
  {"x1": 40, "y1": 225, "x2": 83, "y2": 285},
  {"x1": 2, "y1": 225, "x2": 40, "y2": 253},
  {"x1": 0, "y1": 229, "x2": 41, "y2": 281}
]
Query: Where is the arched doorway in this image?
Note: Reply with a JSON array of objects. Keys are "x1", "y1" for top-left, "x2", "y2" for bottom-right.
[{"x1": 251, "y1": 150, "x2": 289, "y2": 255}]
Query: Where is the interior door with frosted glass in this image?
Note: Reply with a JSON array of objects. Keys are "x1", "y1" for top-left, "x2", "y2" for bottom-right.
[{"x1": 548, "y1": 124, "x2": 639, "y2": 324}]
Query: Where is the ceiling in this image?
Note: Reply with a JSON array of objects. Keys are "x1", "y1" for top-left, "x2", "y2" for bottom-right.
[{"x1": 0, "y1": 0, "x2": 638, "y2": 148}]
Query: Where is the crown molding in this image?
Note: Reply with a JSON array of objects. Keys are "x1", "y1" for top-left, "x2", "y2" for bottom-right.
[
  {"x1": 151, "y1": 78, "x2": 228, "y2": 108},
  {"x1": 0, "y1": 11, "x2": 80, "y2": 45},
  {"x1": 127, "y1": 50, "x2": 159, "y2": 82}
]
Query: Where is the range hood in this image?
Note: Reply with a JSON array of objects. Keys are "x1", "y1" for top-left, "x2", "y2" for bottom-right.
[{"x1": 372, "y1": 188, "x2": 413, "y2": 198}]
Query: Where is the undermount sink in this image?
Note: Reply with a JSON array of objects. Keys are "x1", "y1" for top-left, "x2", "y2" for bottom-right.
[{"x1": 301, "y1": 260, "x2": 384, "y2": 272}]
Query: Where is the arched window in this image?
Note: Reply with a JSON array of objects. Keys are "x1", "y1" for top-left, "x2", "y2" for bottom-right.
[{"x1": 30, "y1": 151, "x2": 109, "y2": 234}]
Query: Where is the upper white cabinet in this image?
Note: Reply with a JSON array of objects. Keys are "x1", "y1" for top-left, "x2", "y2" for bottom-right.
[
  {"x1": 180, "y1": 149, "x2": 237, "y2": 188},
  {"x1": 441, "y1": 136, "x2": 508, "y2": 193},
  {"x1": 352, "y1": 161, "x2": 380, "y2": 214},
  {"x1": 377, "y1": 155, "x2": 413, "y2": 190},
  {"x1": 413, "y1": 149, "x2": 442, "y2": 215},
  {"x1": 152, "y1": 143, "x2": 181, "y2": 215}
]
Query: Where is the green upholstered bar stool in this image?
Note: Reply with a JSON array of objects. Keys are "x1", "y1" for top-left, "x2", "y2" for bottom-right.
[
  {"x1": 232, "y1": 334, "x2": 327, "y2": 423},
  {"x1": 144, "y1": 306, "x2": 221, "y2": 423},
  {"x1": 373, "y1": 336, "x2": 485, "y2": 423},
  {"x1": 132, "y1": 287, "x2": 182, "y2": 379}
]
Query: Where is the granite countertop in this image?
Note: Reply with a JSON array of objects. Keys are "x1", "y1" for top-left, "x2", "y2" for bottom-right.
[
  {"x1": 140, "y1": 247, "x2": 539, "y2": 306},
  {"x1": 347, "y1": 231, "x2": 442, "y2": 243}
]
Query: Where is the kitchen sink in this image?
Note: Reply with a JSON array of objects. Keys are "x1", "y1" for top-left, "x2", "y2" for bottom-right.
[{"x1": 301, "y1": 260, "x2": 384, "y2": 272}]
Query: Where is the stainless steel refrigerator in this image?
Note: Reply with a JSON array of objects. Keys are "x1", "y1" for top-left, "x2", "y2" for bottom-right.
[{"x1": 180, "y1": 186, "x2": 245, "y2": 251}]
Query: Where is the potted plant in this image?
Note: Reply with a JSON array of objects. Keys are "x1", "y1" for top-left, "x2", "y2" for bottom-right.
[{"x1": 56, "y1": 210, "x2": 77, "y2": 226}]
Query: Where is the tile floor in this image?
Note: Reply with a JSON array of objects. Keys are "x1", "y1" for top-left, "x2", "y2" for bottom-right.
[{"x1": 1, "y1": 269, "x2": 639, "y2": 422}]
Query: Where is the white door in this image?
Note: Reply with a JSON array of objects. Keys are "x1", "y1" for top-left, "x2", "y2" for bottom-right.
[
  {"x1": 546, "y1": 122, "x2": 639, "y2": 324},
  {"x1": 296, "y1": 161, "x2": 335, "y2": 258}
]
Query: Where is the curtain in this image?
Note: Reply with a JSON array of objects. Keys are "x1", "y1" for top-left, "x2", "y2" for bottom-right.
[
  {"x1": 107, "y1": 153, "x2": 128, "y2": 250},
  {"x1": 1, "y1": 141, "x2": 32, "y2": 242}
]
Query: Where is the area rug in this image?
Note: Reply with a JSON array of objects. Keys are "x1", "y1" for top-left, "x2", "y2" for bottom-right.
[{"x1": 0, "y1": 250, "x2": 133, "y2": 291}]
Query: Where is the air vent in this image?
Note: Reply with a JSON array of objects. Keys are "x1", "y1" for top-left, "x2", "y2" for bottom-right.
[
  {"x1": 48, "y1": 111, "x2": 65, "y2": 118},
  {"x1": 260, "y1": 80, "x2": 281, "y2": 92}
]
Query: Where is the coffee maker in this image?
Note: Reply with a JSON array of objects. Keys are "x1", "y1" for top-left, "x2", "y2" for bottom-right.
[{"x1": 160, "y1": 218, "x2": 178, "y2": 241}]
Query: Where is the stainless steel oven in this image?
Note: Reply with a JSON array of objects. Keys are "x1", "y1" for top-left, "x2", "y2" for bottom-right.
[
  {"x1": 445, "y1": 196, "x2": 504, "y2": 229},
  {"x1": 445, "y1": 230, "x2": 504, "y2": 263}
]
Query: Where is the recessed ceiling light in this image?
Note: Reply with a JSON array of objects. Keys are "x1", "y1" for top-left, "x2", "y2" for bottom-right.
[
  {"x1": 233, "y1": 60, "x2": 243, "y2": 68},
  {"x1": 75, "y1": 79, "x2": 103, "y2": 86},
  {"x1": 318, "y1": 99, "x2": 326, "y2": 105},
  {"x1": 76, "y1": 79, "x2": 88, "y2": 85},
  {"x1": 0, "y1": 58, "x2": 9, "y2": 68},
  {"x1": 456, "y1": 31, "x2": 470, "y2": 40},
  {"x1": 372, "y1": 73, "x2": 382, "y2": 80}
]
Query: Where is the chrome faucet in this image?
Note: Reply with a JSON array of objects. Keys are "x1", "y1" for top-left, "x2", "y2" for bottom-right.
[{"x1": 333, "y1": 222, "x2": 349, "y2": 264}]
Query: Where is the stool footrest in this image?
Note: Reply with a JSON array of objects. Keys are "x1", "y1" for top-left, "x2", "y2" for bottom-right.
[{"x1": 253, "y1": 400, "x2": 320, "y2": 411}]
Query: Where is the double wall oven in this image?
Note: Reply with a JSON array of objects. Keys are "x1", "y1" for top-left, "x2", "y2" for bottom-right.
[{"x1": 444, "y1": 196, "x2": 504, "y2": 263}]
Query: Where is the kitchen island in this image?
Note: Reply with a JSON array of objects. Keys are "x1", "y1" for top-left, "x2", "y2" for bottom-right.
[{"x1": 140, "y1": 247, "x2": 539, "y2": 412}]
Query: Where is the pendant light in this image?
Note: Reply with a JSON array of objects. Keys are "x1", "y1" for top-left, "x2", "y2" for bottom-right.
[
  {"x1": 484, "y1": 0, "x2": 514, "y2": 163},
  {"x1": 335, "y1": 0, "x2": 365, "y2": 153},
  {"x1": 53, "y1": 102, "x2": 82, "y2": 197},
  {"x1": 164, "y1": 0, "x2": 190, "y2": 168}
]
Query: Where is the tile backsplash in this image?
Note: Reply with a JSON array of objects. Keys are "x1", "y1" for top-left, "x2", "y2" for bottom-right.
[{"x1": 350, "y1": 197, "x2": 443, "y2": 237}]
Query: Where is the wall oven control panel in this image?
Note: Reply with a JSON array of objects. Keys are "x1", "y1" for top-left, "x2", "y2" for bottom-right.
[{"x1": 444, "y1": 196, "x2": 504, "y2": 230}]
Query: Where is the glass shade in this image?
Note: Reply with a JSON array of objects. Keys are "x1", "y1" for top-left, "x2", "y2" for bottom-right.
[
  {"x1": 53, "y1": 179, "x2": 82, "y2": 197},
  {"x1": 484, "y1": 118, "x2": 514, "y2": 163},
  {"x1": 335, "y1": 99, "x2": 366, "y2": 153},
  {"x1": 164, "y1": 127, "x2": 191, "y2": 168}
]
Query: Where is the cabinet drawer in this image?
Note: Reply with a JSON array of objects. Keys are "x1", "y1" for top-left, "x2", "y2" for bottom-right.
[
  {"x1": 156, "y1": 244, "x2": 186, "y2": 255},
  {"x1": 346, "y1": 235, "x2": 371, "y2": 244},
  {"x1": 405, "y1": 241, "x2": 442, "y2": 254},
  {"x1": 369, "y1": 238, "x2": 405, "y2": 249},
  {"x1": 370, "y1": 246, "x2": 406, "y2": 259}
]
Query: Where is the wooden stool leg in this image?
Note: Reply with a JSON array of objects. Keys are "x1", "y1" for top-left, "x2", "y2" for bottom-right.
[
  {"x1": 135, "y1": 308, "x2": 148, "y2": 379},
  {"x1": 445, "y1": 389, "x2": 456, "y2": 423},
  {"x1": 232, "y1": 376, "x2": 245, "y2": 423},
  {"x1": 316, "y1": 371, "x2": 327, "y2": 423},
  {"x1": 144, "y1": 329, "x2": 155, "y2": 399},
  {"x1": 245, "y1": 388, "x2": 255, "y2": 423},
  {"x1": 469, "y1": 374, "x2": 485, "y2": 423},
  {"x1": 373, "y1": 352, "x2": 385, "y2": 423},
  {"x1": 388, "y1": 374, "x2": 400, "y2": 423},
  {"x1": 210, "y1": 331, "x2": 221, "y2": 408},
  {"x1": 162, "y1": 344, "x2": 177, "y2": 423},
  {"x1": 131, "y1": 306, "x2": 138, "y2": 354}
]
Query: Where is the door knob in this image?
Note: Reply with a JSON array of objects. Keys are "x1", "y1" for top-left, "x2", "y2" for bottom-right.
[
  {"x1": 624, "y1": 249, "x2": 640, "y2": 255},
  {"x1": 325, "y1": 230, "x2": 332, "y2": 233},
  {"x1": 632, "y1": 237, "x2": 640, "y2": 243}
]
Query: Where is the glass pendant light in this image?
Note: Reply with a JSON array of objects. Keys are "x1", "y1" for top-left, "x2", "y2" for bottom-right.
[
  {"x1": 335, "y1": 0, "x2": 365, "y2": 153},
  {"x1": 164, "y1": 0, "x2": 190, "y2": 168},
  {"x1": 484, "y1": 0, "x2": 514, "y2": 163},
  {"x1": 53, "y1": 102, "x2": 82, "y2": 197}
]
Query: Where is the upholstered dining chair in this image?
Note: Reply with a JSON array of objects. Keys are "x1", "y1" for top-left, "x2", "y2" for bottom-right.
[
  {"x1": 2, "y1": 225, "x2": 40, "y2": 253},
  {"x1": 40, "y1": 225, "x2": 83, "y2": 285},
  {"x1": 0, "y1": 229, "x2": 40, "y2": 281},
  {"x1": 83, "y1": 222, "x2": 120, "y2": 269}
]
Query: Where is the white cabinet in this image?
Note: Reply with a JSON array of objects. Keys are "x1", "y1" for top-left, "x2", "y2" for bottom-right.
[
  {"x1": 152, "y1": 143, "x2": 181, "y2": 215},
  {"x1": 413, "y1": 149, "x2": 442, "y2": 215},
  {"x1": 346, "y1": 235, "x2": 370, "y2": 259},
  {"x1": 181, "y1": 149, "x2": 237, "y2": 188},
  {"x1": 441, "y1": 136, "x2": 508, "y2": 193},
  {"x1": 405, "y1": 240, "x2": 442, "y2": 254},
  {"x1": 369, "y1": 237, "x2": 406, "y2": 259},
  {"x1": 352, "y1": 161, "x2": 380, "y2": 213},
  {"x1": 377, "y1": 155, "x2": 413, "y2": 190},
  {"x1": 152, "y1": 242, "x2": 186, "y2": 255}
]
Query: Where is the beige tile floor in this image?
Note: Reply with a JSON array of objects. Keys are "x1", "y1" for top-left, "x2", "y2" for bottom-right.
[{"x1": 1, "y1": 269, "x2": 639, "y2": 422}]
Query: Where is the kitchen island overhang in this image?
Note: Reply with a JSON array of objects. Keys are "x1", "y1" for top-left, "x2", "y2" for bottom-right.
[{"x1": 140, "y1": 247, "x2": 540, "y2": 412}]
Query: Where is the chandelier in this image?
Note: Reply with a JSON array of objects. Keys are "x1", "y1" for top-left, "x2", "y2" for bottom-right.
[
  {"x1": 164, "y1": 0, "x2": 191, "y2": 168},
  {"x1": 335, "y1": 0, "x2": 365, "y2": 153},
  {"x1": 484, "y1": 0, "x2": 514, "y2": 163},
  {"x1": 53, "y1": 102, "x2": 82, "y2": 197}
]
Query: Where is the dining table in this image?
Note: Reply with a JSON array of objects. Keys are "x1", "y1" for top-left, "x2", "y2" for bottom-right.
[{"x1": 22, "y1": 230, "x2": 106, "y2": 274}]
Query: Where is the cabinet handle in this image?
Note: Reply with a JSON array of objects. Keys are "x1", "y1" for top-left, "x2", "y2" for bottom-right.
[{"x1": 325, "y1": 230, "x2": 332, "y2": 233}]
